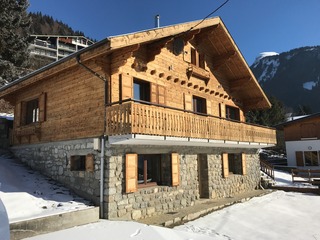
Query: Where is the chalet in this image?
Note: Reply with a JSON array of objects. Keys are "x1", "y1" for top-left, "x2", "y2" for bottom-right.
[
  {"x1": 0, "y1": 17, "x2": 276, "y2": 220},
  {"x1": 278, "y1": 113, "x2": 320, "y2": 167}
]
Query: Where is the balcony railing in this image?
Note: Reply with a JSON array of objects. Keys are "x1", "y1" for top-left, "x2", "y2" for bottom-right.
[{"x1": 106, "y1": 100, "x2": 276, "y2": 144}]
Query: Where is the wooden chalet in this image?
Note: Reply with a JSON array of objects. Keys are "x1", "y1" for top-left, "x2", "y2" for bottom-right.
[
  {"x1": 278, "y1": 113, "x2": 320, "y2": 167},
  {"x1": 0, "y1": 17, "x2": 276, "y2": 220}
]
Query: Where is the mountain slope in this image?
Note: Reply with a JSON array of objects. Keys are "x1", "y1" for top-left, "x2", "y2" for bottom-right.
[{"x1": 251, "y1": 46, "x2": 320, "y2": 113}]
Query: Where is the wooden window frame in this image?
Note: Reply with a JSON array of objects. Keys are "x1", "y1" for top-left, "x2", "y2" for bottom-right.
[
  {"x1": 18, "y1": 93, "x2": 46, "y2": 127},
  {"x1": 70, "y1": 154, "x2": 94, "y2": 172},
  {"x1": 133, "y1": 78, "x2": 151, "y2": 102},
  {"x1": 138, "y1": 154, "x2": 161, "y2": 187},
  {"x1": 222, "y1": 153, "x2": 246, "y2": 178},
  {"x1": 225, "y1": 105, "x2": 240, "y2": 121},
  {"x1": 25, "y1": 99, "x2": 39, "y2": 125},
  {"x1": 125, "y1": 153, "x2": 180, "y2": 193},
  {"x1": 190, "y1": 47, "x2": 205, "y2": 69},
  {"x1": 193, "y1": 95, "x2": 207, "y2": 114}
]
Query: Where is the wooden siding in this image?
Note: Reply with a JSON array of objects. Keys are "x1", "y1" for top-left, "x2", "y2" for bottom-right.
[
  {"x1": 284, "y1": 116, "x2": 320, "y2": 141},
  {"x1": 106, "y1": 101, "x2": 276, "y2": 144},
  {"x1": 12, "y1": 61, "x2": 105, "y2": 145}
]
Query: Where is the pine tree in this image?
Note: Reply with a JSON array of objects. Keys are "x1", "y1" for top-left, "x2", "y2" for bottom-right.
[
  {"x1": 246, "y1": 96, "x2": 286, "y2": 126},
  {"x1": 0, "y1": 0, "x2": 31, "y2": 85}
]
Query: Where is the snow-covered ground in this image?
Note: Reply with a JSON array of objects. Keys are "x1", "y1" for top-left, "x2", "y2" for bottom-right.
[
  {"x1": 1, "y1": 152, "x2": 320, "y2": 240},
  {"x1": 0, "y1": 151, "x2": 91, "y2": 223}
]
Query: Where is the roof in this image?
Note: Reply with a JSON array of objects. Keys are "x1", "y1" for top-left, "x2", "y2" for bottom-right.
[
  {"x1": 276, "y1": 112, "x2": 320, "y2": 128},
  {"x1": 0, "y1": 17, "x2": 271, "y2": 110}
]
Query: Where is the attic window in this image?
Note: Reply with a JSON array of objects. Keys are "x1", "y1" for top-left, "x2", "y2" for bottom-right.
[{"x1": 191, "y1": 47, "x2": 205, "y2": 69}]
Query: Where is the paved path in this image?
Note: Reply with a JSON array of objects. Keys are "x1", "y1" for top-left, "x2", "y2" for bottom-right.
[{"x1": 138, "y1": 189, "x2": 272, "y2": 227}]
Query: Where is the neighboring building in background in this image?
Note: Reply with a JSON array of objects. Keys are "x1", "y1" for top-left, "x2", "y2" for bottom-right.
[
  {"x1": 0, "y1": 17, "x2": 276, "y2": 220},
  {"x1": 29, "y1": 35, "x2": 94, "y2": 62},
  {"x1": 278, "y1": 113, "x2": 320, "y2": 167}
]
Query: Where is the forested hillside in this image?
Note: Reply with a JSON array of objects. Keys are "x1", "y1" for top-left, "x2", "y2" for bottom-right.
[{"x1": 29, "y1": 12, "x2": 85, "y2": 36}]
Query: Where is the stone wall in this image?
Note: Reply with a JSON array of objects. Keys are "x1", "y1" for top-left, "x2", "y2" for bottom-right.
[
  {"x1": 104, "y1": 145, "x2": 260, "y2": 220},
  {"x1": 11, "y1": 138, "x2": 101, "y2": 204},
  {"x1": 104, "y1": 145, "x2": 201, "y2": 220},
  {"x1": 11, "y1": 140, "x2": 261, "y2": 221},
  {"x1": 207, "y1": 153, "x2": 260, "y2": 199}
]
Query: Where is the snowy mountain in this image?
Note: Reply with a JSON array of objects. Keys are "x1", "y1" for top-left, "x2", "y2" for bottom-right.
[{"x1": 251, "y1": 46, "x2": 320, "y2": 113}]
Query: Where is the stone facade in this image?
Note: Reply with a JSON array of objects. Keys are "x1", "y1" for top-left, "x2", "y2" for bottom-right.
[{"x1": 11, "y1": 139, "x2": 261, "y2": 220}]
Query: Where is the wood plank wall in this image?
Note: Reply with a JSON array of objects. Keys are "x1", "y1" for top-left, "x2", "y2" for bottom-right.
[
  {"x1": 12, "y1": 36, "x2": 247, "y2": 145},
  {"x1": 13, "y1": 60, "x2": 105, "y2": 145}
]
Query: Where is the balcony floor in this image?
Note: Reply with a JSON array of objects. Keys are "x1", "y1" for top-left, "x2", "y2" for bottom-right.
[{"x1": 109, "y1": 134, "x2": 275, "y2": 149}]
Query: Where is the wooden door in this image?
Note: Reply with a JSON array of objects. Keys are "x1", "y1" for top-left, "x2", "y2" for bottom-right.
[{"x1": 198, "y1": 154, "x2": 209, "y2": 198}]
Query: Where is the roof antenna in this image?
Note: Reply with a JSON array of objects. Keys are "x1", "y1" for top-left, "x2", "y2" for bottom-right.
[{"x1": 155, "y1": 14, "x2": 160, "y2": 28}]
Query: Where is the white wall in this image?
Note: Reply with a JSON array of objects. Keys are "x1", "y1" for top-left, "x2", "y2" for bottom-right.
[{"x1": 286, "y1": 139, "x2": 320, "y2": 166}]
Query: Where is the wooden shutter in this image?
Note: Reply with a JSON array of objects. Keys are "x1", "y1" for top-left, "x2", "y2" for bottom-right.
[
  {"x1": 39, "y1": 92, "x2": 47, "y2": 122},
  {"x1": 184, "y1": 93, "x2": 192, "y2": 111},
  {"x1": 125, "y1": 153, "x2": 138, "y2": 193},
  {"x1": 241, "y1": 153, "x2": 247, "y2": 175},
  {"x1": 158, "y1": 85, "x2": 166, "y2": 105},
  {"x1": 121, "y1": 74, "x2": 133, "y2": 100},
  {"x1": 151, "y1": 83, "x2": 158, "y2": 103},
  {"x1": 295, "y1": 151, "x2": 304, "y2": 167},
  {"x1": 15, "y1": 102, "x2": 22, "y2": 127},
  {"x1": 86, "y1": 154, "x2": 94, "y2": 172},
  {"x1": 206, "y1": 100, "x2": 212, "y2": 115},
  {"x1": 171, "y1": 153, "x2": 180, "y2": 186},
  {"x1": 219, "y1": 103, "x2": 225, "y2": 118},
  {"x1": 222, "y1": 153, "x2": 229, "y2": 178}
]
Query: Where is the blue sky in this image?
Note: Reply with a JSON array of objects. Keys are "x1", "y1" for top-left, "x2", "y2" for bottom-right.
[{"x1": 28, "y1": 0, "x2": 320, "y2": 65}]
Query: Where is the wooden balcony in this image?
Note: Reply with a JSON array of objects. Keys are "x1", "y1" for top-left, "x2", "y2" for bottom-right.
[{"x1": 106, "y1": 100, "x2": 276, "y2": 145}]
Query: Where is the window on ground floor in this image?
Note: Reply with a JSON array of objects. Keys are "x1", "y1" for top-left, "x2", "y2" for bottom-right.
[
  {"x1": 296, "y1": 151, "x2": 319, "y2": 167},
  {"x1": 222, "y1": 153, "x2": 246, "y2": 178},
  {"x1": 125, "y1": 153, "x2": 180, "y2": 193},
  {"x1": 70, "y1": 154, "x2": 94, "y2": 172}
]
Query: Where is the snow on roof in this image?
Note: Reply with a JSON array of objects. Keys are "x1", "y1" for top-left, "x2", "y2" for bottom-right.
[{"x1": 0, "y1": 113, "x2": 13, "y2": 121}]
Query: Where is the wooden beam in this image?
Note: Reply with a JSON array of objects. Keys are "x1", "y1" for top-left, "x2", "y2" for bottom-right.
[
  {"x1": 229, "y1": 77, "x2": 252, "y2": 92},
  {"x1": 212, "y1": 51, "x2": 237, "y2": 69}
]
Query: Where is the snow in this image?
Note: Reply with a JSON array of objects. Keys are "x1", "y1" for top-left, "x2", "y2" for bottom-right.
[
  {"x1": 303, "y1": 81, "x2": 318, "y2": 90},
  {"x1": 0, "y1": 152, "x2": 91, "y2": 223},
  {"x1": 254, "y1": 52, "x2": 279, "y2": 63},
  {"x1": 1, "y1": 152, "x2": 320, "y2": 240},
  {"x1": 0, "y1": 113, "x2": 13, "y2": 121}
]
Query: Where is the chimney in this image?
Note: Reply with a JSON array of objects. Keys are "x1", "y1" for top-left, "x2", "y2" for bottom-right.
[{"x1": 155, "y1": 15, "x2": 160, "y2": 28}]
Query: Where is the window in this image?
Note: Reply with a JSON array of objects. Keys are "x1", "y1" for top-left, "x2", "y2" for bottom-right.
[
  {"x1": 193, "y1": 96, "x2": 206, "y2": 114},
  {"x1": 134, "y1": 78, "x2": 150, "y2": 102},
  {"x1": 70, "y1": 154, "x2": 94, "y2": 172},
  {"x1": 26, "y1": 99, "x2": 39, "y2": 124},
  {"x1": 191, "y1": 47, "x2": 205, "y2": 69},
  {"x1": 138, "y1": 154, "x2": 161, "y2": 185},
  {"x1": 226, "y1": 106, "x2": 240, "y2": 121},
  {"x1": 222, "y1": 153, "x2": 246, "y2": 178},
  {"x1": 125, "y1": 153, "x2": 180, "y2": 193},
  {"x1": 17, "y1": 93, "x2": 46, "y2": 127},
  {"x1": 304, "y1": 151, "x2": 318, "y2": 166},
  {"x1": 228, "y1": 154, "x2": 243, "y2": 174}
]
